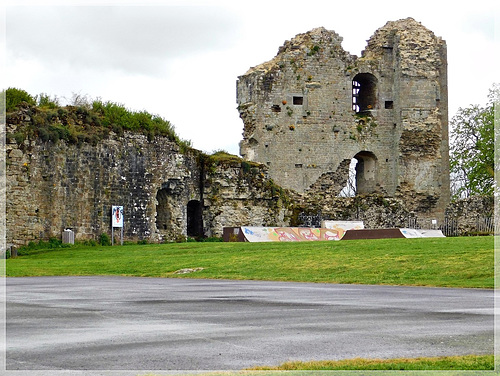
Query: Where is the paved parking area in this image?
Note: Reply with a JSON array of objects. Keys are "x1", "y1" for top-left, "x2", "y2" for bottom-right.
[{"x1": 6, "y1": 276, "x2": 494, "y2": 372}]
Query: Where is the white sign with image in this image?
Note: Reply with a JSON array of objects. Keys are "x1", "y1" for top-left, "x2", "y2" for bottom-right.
[{"x1": 112, "y1": 206, "x2": 124, "y2": 228}]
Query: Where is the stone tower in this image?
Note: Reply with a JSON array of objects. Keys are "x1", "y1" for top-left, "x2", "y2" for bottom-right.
[{"x1": 237, "y1": 18, "x2": 450, "y2": 220}]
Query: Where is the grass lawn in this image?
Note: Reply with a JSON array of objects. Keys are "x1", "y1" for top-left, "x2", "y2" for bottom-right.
[
  {"x1": 140, "y1": 355, "x2": 494, "y2": 374},
  {"x1": 6, "y1": 236, "x2": 494, "y2": 288},
  {"x1": 247, "y1": 354, "x2": 495, "y2": 371},
  {"x1": 7, "y1": 237, "x2": 495, "y2": 372}
]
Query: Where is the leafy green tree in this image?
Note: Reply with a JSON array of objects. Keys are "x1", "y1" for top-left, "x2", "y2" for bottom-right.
[{"x1": 449, "y1": 84, "x2": 498, "y2": 198}]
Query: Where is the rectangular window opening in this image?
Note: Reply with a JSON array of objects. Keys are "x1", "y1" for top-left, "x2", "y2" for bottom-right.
[
  {"x1": 295, "y1": 163, "x2": 303, "y2": 168},
  {"x1": 385, "y1": 101, "x2": 394, "y2": 109},
  {"x1": 293, "y1": 96, "x2": 303, "y2": 105}
]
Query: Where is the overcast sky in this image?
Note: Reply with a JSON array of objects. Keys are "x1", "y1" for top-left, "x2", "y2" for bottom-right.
[{"x1": 3, "y1": 0, "x2": 499, "y2": 155}]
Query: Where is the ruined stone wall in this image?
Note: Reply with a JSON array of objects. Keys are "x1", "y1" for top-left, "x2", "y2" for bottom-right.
[
  {"x1": 202, "y1": 159, "x2": 291, "y2": 237},
  {"x1": 5, "y1": 104, "x2": 491, "y2": 247},
  {"x1": 363, "y1": 19, "x2": 450, "y2": 218},
  {"x1": 6, "y1": 106, "x2": 290, "y2": 246},
  {"x1": 297, "y1": 194, "x2": 410, "y2": 230},
  {"x1": 296, "y1": 193, "x2": 495, "y2": 236},
  {"x1": 237, "y1": 18, "x2": 450, "y2": 220},
  {"x1": 237, "y1": 27, "x2": 359, "y2": 194},
  {"x1": 445, "y1": 196, "x2": 495, "y2": 235},
  {"x1": 7, "y1": 124, "x2": 201, "y2": 246}
]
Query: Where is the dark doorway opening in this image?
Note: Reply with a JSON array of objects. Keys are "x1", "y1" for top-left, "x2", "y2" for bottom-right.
[
  {"x1": 156, "y1": 188, "x2": 170, "y2": 231},
  {"x1": 187, "y1": 200, "x2": 203, "y2": 238}
]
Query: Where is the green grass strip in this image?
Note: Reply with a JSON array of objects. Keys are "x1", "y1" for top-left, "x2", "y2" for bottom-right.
[
  {"x1": 247, "y1": 354, "x2": 494, "y2": 370},
  {"x1": 7, "y1": 236, "x2": 494, "y2": 288}
]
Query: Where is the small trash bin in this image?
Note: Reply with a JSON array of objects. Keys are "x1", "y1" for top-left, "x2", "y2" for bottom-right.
[{"x1": 62, "y1": 229, "x2": 75, "y2": 245}]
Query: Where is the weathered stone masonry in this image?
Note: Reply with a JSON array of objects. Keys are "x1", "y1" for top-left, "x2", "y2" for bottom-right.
[
  {"x1": 7, "y1": 119, "x2": 198, "y2": 244},
  {"x1": 237, "y1": 18, "x2": 450, "y2": 220},
  {"x1": 6, "y1": 106, "x2": 290, "y2": 246}
]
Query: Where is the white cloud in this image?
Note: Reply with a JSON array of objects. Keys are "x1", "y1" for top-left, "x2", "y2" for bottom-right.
[{"x1": 7, "y1": 5, "x2": 242, "y2": 76}]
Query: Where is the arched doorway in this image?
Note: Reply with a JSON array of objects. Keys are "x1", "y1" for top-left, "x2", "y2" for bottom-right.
[
  {"x1": 338, "y1": 151, "x2": 378, "y2": 197},
  {"x1": 354, "y1": 151, "x2": 378, "y2": 194},
  {"x1": 156, "y1": 188, "x2": 171, "y2": 231},
  {"x1": 187, "y1": 200, "x2": 203, "y2": 238},
  {"x1": 352, "y1": 73, "x2": 378, "y2": 113}
]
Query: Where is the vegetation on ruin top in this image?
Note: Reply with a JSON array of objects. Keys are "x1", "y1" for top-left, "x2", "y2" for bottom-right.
[
  {"x1": 4, "y1": 87, "x2": 193, "y2": 151},
  {"x1": 203, "y1": 150, "x2": 265, "y2": 175},
  {"x1": 7, "y1": 236, "x2": 494, "y2": 289},
  {"x1": 205, "y1": 150, "x2": 250, "y2": 165}
]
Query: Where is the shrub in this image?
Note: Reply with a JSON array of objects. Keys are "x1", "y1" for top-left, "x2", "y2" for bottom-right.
[
  {"x1": 241, "y1": 161, "x2": 251, "y2": 173},
  {"x1": 37, "y1": 93, "x2": 59, "y2": 109},
  {"x1": 99, "y1": 233, "x2": 111, "y2": 246},
  {"x1": 200, "y1": 236, "x2": 223, "y2": 242},
  {"x1": 13, "y1": 132, "x2": 26, "y2": 145},
  {"x1": 38, "y1": 127, "x2": 51, "y2": 142},
  {"x1": 49, "y1": 125, "x2": 70, "y2": 142},
  {"x1": 6, "y1": 87, "x2": 36, "y2": 112},
  {"x1": 178, "y1": 139, "x2": 193, "y2": 154}
]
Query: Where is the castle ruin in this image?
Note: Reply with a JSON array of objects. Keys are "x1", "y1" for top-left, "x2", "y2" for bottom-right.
[
  {"x1": 237, "y1": 18, "x2": 450, "y2": 220},
  {"x1": 7, "y1": 18, "x2": 474, "y2": 248}
]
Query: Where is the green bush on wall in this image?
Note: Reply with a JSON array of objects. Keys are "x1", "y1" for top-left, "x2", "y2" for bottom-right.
[
  {"x1": 5, "y1": 88, "x2": 193, "y2": 151},
  {"x1": 5, "y1": 87, "x2": 36, "y2": 112}
]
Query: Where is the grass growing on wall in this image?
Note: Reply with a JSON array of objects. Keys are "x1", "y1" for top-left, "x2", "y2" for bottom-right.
[
  {"x1": 6, "y1": 236, "x2": 494, "y2": 289},
  {"x1": 4, "y1": 87, "x2": 193, "y2": 150}
]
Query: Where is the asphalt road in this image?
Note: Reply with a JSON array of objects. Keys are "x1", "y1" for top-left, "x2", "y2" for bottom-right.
[{"x1": 6, "y1": 276, "x2": 494, "y2": 372}]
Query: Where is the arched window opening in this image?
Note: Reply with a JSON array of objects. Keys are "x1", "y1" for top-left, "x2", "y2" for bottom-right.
[
  {"x1": 187, "y1": 200, "x2": 203, "y2": 238},
  {"x1": 352, "y1": 73, "x2": 378, "y2": 113},
  {"x1": 156, "y1": 188, "x2": 171, "y2": 231}
]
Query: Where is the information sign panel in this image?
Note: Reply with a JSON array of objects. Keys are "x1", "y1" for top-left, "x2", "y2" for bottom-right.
[{"x1": 112, "y1": 206, "x2": 124, "y2": 228}]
